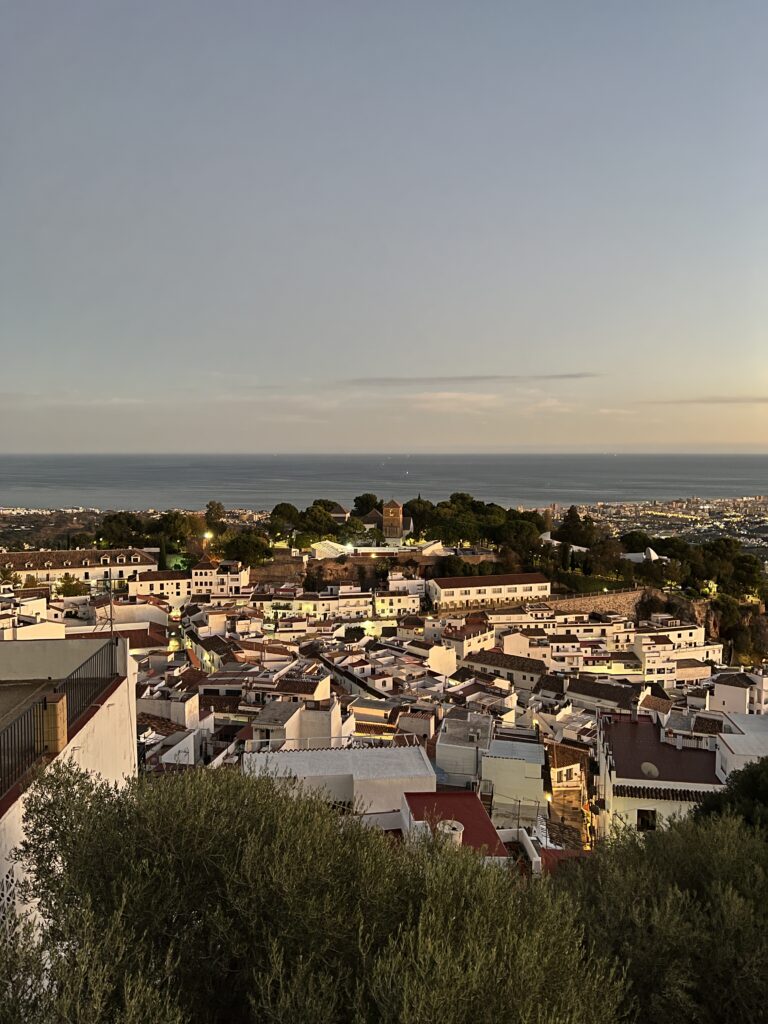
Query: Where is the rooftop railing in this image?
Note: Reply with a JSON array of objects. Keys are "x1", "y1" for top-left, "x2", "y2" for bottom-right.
[
  {"x1": 55, "y1": 639, "x2": 118, "y2": 726},
  {"x1": 0, "y1": 640, "x2": 120, "y2": 801},
  {"x1": 0, "y1": 700, "x2": 46, "y2": 801}
]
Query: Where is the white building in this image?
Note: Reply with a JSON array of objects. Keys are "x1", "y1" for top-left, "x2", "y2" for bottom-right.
[
  {"x1": 190, "y1": 557, "x2": 250, "y2": 598},
  {"x1": 435, "y1": 712, "x2": 493, "y2": 787},
  {"x1": 1, "y1": 548, "x2": 156, "y2": 588},
  {"x1": 480, "y1": 738, "x2": 547, "y2": 821},
  {"x1": 597, "y1": 714, "x2": 723, "y2": 835},
  {"x1": 426, "y1": 573, "x2": 551, "y2": 611},
  {"x1": 128, "y1": 570, "x2": 194, "y2": 605},
  {"x1": 242, "y1": 742, "x2": 436, "y2": 823},
  {"x1": 715, "y1": 714, "x2": 768, "y2": 779},
  {"x1": 372, "y1": 590, "x2": 421, "y2": 618},
  {"x1": 0, "y1": 637, "x2": 138, "y2": 924},
  {"x1": 707, "y1": 671, "x2": 768, "y2": 716}
]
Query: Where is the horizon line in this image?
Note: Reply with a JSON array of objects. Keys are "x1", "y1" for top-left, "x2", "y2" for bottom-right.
[{"x1": 0, "y1": 450, "x2": 767, "y2": 458}]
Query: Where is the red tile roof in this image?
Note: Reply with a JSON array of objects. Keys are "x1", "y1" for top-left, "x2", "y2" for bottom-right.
[
  {"x1": 603, "y1": 717, "x2": 719, "y2": 785},
  {"x1": 404, "y1": 791, "x2": 507, "y2": 858}
]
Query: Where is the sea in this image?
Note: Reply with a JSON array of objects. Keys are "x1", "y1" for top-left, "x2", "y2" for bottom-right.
[{"x1": 0, "y1": 454, "x2": 766, "y2": 512}]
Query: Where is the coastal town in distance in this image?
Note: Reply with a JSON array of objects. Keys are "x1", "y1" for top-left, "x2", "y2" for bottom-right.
[{"x1": 2, "y1": 483, "x2": 767, "y2": 865}]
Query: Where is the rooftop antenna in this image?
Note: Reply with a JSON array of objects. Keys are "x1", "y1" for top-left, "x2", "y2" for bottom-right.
[{"x1": 106, "y1": 570, "x2": 114, "y2": 642}]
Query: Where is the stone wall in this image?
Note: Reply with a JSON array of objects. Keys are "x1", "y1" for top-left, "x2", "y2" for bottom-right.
[{"x1": 537, "y1": 588, "x2": 666, "y2": 618}]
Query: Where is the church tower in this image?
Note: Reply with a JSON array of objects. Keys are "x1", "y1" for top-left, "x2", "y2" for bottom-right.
[{"x1": 382, "y1": 499, "x2": 403, "y2": 541}]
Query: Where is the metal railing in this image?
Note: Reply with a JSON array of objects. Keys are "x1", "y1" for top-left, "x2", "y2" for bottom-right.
[
  {"x1": 55, "y1": 640, "x2": 118, "y2": 727},
  {"x1": 0, "y1": 700, "x2": 46, "y2": 799}
]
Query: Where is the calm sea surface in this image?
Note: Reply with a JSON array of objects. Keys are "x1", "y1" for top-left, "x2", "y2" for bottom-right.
[{"x1": 0, "y1": 454, "x2": 766, "y2": 511}]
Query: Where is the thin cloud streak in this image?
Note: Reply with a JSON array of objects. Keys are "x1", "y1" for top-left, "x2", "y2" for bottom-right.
[
  {"x1": 343, "y1": 373, "x2": 600, "y2": 388},
  {"x1": 644, "y1": 396, "x2": 768, "y2": 405}
]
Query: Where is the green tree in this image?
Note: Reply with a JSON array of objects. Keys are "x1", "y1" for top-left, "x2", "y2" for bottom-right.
[
  {"x1": 0, "y1": 567, "x2": 22, "y2": 589},
  {"x1": 620, "y1": 530, "x2": 653, "y2": 552},
  {"x1": 352, "y1": 493, "x2": 380, "y2": 518},
  {"x1": 556, "y1": 814, "x2": 768, "y2": 1024},
  {"x1": 403, "y1": 497, "x2": 434, "y2": 538},
  {"x1": 204, "y1": 500, "x2": 226, "y2": 534},
  {"x1": 695, "y1": 756, "x2": 768, "y2": 828},
  {"x1": 57, "y1": 573, "x2": 89, "y2": 597},
  {"x1": 268, "y1": 503, "x2": 302, "y2": 540},
  {"x1": 11, "y1": 762, "x2": 626, "y2": 1024},
  {"x1": 220, "y1": 528, "x2": 272, "y2": 565},
  {"x1": 99, "y1": 512, "x2": 147, "y2": 547}
]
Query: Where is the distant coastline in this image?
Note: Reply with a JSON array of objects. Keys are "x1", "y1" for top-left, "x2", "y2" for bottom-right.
[{"x1": 0, "y1": 453, "x2": 766, "y2": 512}]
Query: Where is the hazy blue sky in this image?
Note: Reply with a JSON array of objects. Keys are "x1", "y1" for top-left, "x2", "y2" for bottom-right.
[{"x1": 2, "y1": 1, "x2": 767, "y2": 453}]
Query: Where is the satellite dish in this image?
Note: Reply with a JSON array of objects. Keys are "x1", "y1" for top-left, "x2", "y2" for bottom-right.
[{"x1": 640, "y1": 761, "x2": 659, "y2": 779}]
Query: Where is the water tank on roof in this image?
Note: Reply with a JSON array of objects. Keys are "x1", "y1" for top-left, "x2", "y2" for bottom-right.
[{"x1": 436, "y1": 819, "x2": 464, "y2": 846}]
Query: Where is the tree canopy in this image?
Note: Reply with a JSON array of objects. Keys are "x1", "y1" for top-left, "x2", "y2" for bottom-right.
[{"x1": 6, "y1": 761, "x2": 768, "y2": 1024}]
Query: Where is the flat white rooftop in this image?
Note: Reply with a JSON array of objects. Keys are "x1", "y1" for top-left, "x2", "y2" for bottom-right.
[
  {"x1": 244, "y1": 743, "x2": 434, "y2": 781},
  {"x1": 719, "y1": 714, "x2": 768, "y2": 758},
  {"x1": 485, "y1": 739, "x2": 545, "y2": 764}
]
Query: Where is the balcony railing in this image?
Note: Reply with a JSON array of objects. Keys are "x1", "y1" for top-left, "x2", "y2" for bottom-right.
[
  {"x1": 55, "y1": 640, "x2": 118, "y2": 726},
  {"x1": 0, "y1": 700, "x2": 46, "y2": 801},
  {"x1": 0, "y1": 640, "x2": 120, "y2": 802}
]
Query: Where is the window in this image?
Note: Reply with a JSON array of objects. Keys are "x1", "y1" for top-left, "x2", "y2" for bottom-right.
[
  {"x1": 636, "y1": 809, "x2": 657, "y2": 832},
  {"x1": 492, "y1": 587, "x2": 502, "y2": 594},
  {"x1": 0, "y1": 866, "x2": 18, "y2": 936}
]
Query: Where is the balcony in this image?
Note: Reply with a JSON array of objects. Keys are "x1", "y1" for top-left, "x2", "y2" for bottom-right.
[{"x1": 0, "y1": 638, "x2": 121, "y2": 806}]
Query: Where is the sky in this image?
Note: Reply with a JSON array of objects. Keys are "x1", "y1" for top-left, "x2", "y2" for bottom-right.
[{"x1": 1, "y1": 1, "x2": 767, "y2": 454}]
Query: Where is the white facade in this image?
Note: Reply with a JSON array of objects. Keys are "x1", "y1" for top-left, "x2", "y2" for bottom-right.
[
  {"x1": 1, "y1": 548, "x2": 156, "y2": 587},
  {"x1": 242, "y1": 743, "x2": 436, "y2": 815},
  {"x1": 427, "y1": 574, "x2": 551, "y2": 611},
  {"x1": 0, "y1": 638, "x2": 138, "y2": 921}
]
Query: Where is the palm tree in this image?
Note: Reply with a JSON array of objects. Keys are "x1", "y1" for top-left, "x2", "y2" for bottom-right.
[{"x1": 0, "y1": 567, "x2": 22, "y2": 589}]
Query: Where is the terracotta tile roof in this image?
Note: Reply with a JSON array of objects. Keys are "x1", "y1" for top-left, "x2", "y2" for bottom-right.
[
  {"x1": 137, "y1": 713, "x2": 182, "y2": 738},
  {"x1": 715, "y1": 672, "x2": 755, "y2": 689},
  {"x1": 463, "y1": 650, "x2": 547, "y2": 675},
  {"x1": 404, "y1": 791, "x2": 507, "y2": 857},
  {"x1": 613, "y1": 784, "x2": 711, "y2": 802},
  {"x1": 136, "y1": 569, "x2": 190, "y2": 581},
  {"x1": 639, "y1": 694, "x2": 674, "y2": 713},
  {"x1": 176, "y1": 667, "x2": 208, "y2": 691},
  {"x1": 692, "y1": 715, "x2": 724, "y2": 735},
  {"x1": 2, "y1": 547, "x2": 156, "y2": 570}
]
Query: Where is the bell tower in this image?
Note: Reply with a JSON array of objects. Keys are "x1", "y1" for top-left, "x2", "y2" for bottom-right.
[{"x1": 382, "y1": 499, "x2": 403, "y2": 541}]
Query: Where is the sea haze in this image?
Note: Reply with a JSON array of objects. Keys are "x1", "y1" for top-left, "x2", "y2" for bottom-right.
[{"x1": 0, "y1": 454, "x2": 766, "y2": 512}]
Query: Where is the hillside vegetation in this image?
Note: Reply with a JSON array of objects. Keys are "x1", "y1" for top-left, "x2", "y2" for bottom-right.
[{"x1": 2, "y1": 762, "x2": 768, "y2": 1023}]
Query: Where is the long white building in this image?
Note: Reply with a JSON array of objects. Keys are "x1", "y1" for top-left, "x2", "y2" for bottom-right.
[{"x1": 426, "y1": 573, "x2": 551, "y2": 611}]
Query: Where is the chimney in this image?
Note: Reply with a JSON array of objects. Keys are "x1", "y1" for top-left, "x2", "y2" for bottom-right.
[{"x1": 42, "y1": 693, "x2": 68, "y2": 754}]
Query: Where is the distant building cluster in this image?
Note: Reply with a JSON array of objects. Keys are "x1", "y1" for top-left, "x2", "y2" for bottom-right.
[{"x1": 1, "y1": 508, "x2": 767, "y2": 916}]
